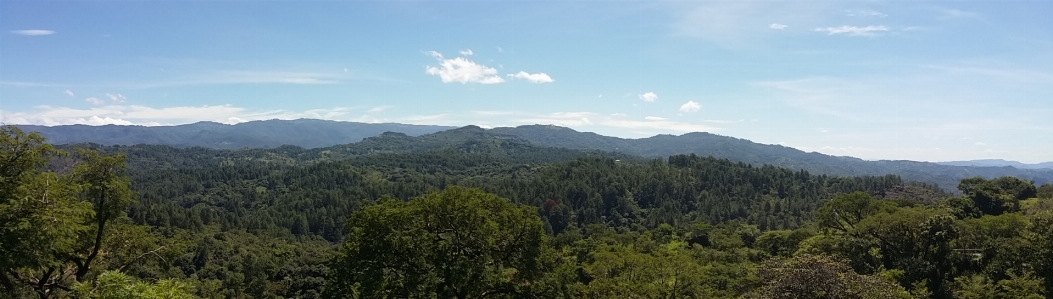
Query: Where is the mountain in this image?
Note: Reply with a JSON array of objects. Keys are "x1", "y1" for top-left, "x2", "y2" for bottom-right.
[
  {"x1": 490, "y1": 125, "x2": 1053, "y2": 190},
  {"x1": 937, "y1": 159, "x2": 1053, "y2": 170},
  {"x1": 15, "y1": 119, "x2": 453, "y2": 149},
  {"x1": 16, "y1": 120, "x2": 1053, "y2": 190}
]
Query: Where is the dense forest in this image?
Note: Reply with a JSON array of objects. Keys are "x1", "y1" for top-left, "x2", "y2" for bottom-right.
[
  {"x1": 3, "y1": 125, "x2": 1053, "y2": 298},
  {"x1": 19, "y1": 121, "x2": 1053, "y2": 191}
]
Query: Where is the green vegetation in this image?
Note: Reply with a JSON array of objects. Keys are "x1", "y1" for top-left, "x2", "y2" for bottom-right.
[{"x1": 3, "y1": 125, "x2": 1053, "y2": 298}]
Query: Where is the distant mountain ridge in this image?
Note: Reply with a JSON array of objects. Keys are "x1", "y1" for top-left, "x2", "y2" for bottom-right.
[
  {"x1": 486, "y1": 125, "x2": 1053, "y2": 190},
  {"x1": 15, "y1": 119, "x2": 453, "y2": 149},
  {"x1": 937, "y1": 159, "x2": 1053, "y2": 170},
  {"x1": 15, "y1": 120, "x2": 1053, "y2": 190}
]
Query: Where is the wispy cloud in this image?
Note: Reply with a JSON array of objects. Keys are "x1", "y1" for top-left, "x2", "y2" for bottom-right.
[
  {"x1": 106, "y1": 93, "x2": 126, "y2": 104},
  {"x1": 85, "y1": 97, "x2": 104, "y2": 105},
  {"x1": 638, "y1": 92, "x2": 658, "y2": 102},
  {"x1": 64, "y1": 90, "x2": 75, "y2": 97},
  {"x1": 11, "y1": 29, "x2": 55, "y2": 36},
  {"x1": 2, "y1": 70, "x2": 351, "y2": 90},
  {"x1": 679, "y1": 100, "x2": 701, "y2": 112},
  {"x1": 508, "y1": 71, "x2": 554, "y2": 83},
  {"x1": 459, "y1": 49, "x2": 474, "y2": 56},
  {"x1": 0, "y1": 104, "x2": 366, "y2": 126},
  {"x1": 920, "y1": 64, "x2": 1053, "y2": 84},
  {"x1": 424, "y1": 51, "x2": 504, "y2": 84},
  {"x1": 515, "y1": 111, "x2": 719, "y2": 133},
  {"x1": 844, "y1": 9, "x2": 887, "y2": 17},
  {"x1": 813, "y1": 25, "x2": 888, "y2": 36},
  {"x1": 367, "y1": 106, "x2": 393, "y2": 113},
  {"x1": 672, "y1": 1, "x2": 835, "y2": 47}
]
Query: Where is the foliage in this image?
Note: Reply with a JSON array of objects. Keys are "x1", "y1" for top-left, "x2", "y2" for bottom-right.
[
  {"x1": 10, "y1": 125, "x2": 1053, "y2": 299},
  {"x1": 72, "y1": 270, "x2": 193, "y2": 299},
  {"x1": 743, "y1": 254, "x2": 910, "y2": 299},
  {"x1": 326, "y1": 187, "x2": 545, "y2": 299}
]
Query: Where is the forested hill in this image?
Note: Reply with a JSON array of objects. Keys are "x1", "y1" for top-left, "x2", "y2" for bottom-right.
[
  {"x1": 21, "y1": 120, "x2": 1053, "y2": 190},
  {"x1": 7, "y1": 125, "x2": 1053, "y2": 298},
  {"x1": 15, "y1": 119, "x2": 452, "y2": 149},
  {"x1": 491, "y1": 125, "x2": 1053, "y2": 190}
]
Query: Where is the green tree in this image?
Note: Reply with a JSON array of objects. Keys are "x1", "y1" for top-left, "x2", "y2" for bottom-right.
[
  {"x1": 72, "y1": 270, "x2": 193, "y2": 299},
  {"x1": 958, "y1": 177, "x2": 1036, "y2": 216},
  {"x1": 1, "y1": 127, "x2": 92, "y2": 297},
  {"x1": 325, "y1": 186, "x2": 545, "y2": 299},
  {"x1": 743, "y1": 254, "x2": 910, "y2": 299},
  {"x1": 1037, "y1": 184, "x2": 1053, "y2": 200},
  {"x1": 1, "y1": 126, "x2": 139, "y2": 298},
  {"x1": 817, "y1": 192, "x2": 895, "y2": 233}
]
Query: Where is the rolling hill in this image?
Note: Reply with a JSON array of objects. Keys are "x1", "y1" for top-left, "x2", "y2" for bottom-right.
[
  {"x1": 15, "y1": 119, "x2": 452, "y2": 149},
  {"x1": 16, "y1": 120, "x2": 1053, "y2": 190}
]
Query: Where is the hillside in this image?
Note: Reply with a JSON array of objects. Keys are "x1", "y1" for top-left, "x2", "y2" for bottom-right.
[
  {"x1": 19, "y1": 120, "x2": 1053, "y2": 190},
  {"x1": 16, "y1": 119, "x2": 452, "y2": 149},
  {"x1": 490, "y1": 125, "x2": 1053, "y2": 189}
]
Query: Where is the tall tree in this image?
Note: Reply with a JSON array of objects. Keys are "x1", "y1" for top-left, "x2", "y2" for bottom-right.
[
  {"x1": 1, "y1": 126, "x2": 137, "y2": 298},
  {"x1": 326, "y1": 186, "x2": 545, "y2": 299}
]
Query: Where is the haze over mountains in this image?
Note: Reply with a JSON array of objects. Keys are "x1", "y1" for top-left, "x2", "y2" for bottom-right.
[
  {"x1": 15, "y1": 119, "x2": 453, "y2": 149},
  {"x1": 15, "y1": 119, "x2": 1053, "y2": 190},
  {"x1": 936, "y1": 159, "x2": 1053, "y2": 170}
]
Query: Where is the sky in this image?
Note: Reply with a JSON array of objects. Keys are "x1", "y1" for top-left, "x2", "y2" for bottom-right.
[{"x1": 1, "y1": 1, "x2": 1051, "y2": 163}]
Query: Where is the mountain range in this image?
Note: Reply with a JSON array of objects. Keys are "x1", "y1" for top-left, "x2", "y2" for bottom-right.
[
  {"x1": 14, "y1": 119, "x2": 1053, "y2": 190},
  {"x1": 936, "y1": 159, "x2": 1053, "y2": 170},
  {"x1": 14, "y1": 119, "x2": 453, "y2": 149}
]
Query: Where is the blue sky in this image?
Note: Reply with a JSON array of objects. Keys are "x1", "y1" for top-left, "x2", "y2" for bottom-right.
[{"x1": 1, "y1": 1, "x2": 1051, "y2": 163}]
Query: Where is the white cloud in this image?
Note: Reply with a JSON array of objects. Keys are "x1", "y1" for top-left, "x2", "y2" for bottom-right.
[
  {"x1": 64, "y1": 89, "x2": 75, "y2": 97},
  {"x1": 602, "y1": 117, "x2": 716, "y2": 133},
  {"x1": 425, "y1": 51, "x2": 504, "y2": 84},
  {"x1": 975, "y1": 142, "x2": 987, "y2": 146},
  {"x1": 769, "y1": 23, "x2": 788, "y2": 30},
  {"x1": 813, "y1": 25, "x2": 888, "y2": 36},
  {"x1": 11, "y1": 30, "x2": 55, "y2": 36},
  {"x1": 460, "y1": 49, "x2": 474, "y2": 56},
  {"x1": 508, "y1": 71, "x2": 554, "y2": 83},
  {"x1": 638, "y1": 92, "x2": 658, "y2": 102},
  {"x1": 106, "y1": 93, "x2": 127, "y2": 104},
  {"x1": 515, "y1": 111, "x2": 718, "y2": 133},
  {"x1": 85, "y1": 97, "x2": 104, "y2": 105},
  {"x1": 679, "y1": 100, "x2": 701, "y2": 112},
  {"x1": 844, "y1": 9, "x2": 887, "y2": 17},
  {"x1": 0, "y1": 104, "x2": 368, "y2": 127},
  {"x1": 367, "y1": 106, "x2": 393, "y2": 113},
  {"x1": 81, "y1": 116, "x2": 136, "y2": 126}
]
